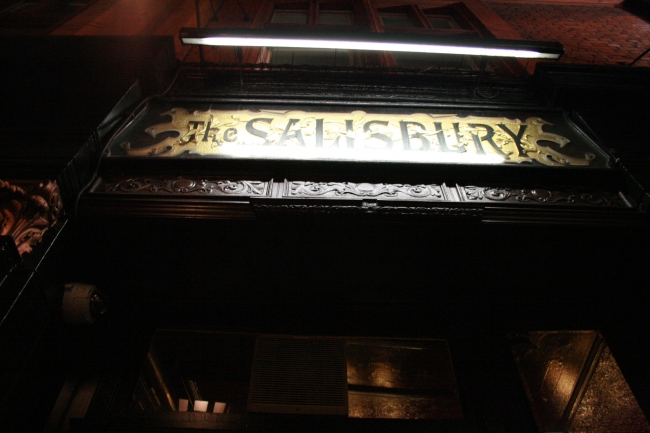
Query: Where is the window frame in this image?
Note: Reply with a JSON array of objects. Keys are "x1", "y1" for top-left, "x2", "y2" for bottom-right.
[
  {"x1": 375, "y1": 3, "x2": 523, "y2": 74},
  {"x1": 243, "y1": 1, "x2": 523, "y2": 74},
  {"x1": 246, "y1": 0, "x2": 380, "y2": 67},
  {"x1": 264, "y1": 0, "x2": 365, "y2": 30}
]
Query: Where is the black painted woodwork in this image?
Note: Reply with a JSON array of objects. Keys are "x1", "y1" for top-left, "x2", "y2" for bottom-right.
[{"x1": 0, "y1": 34, "x2": 648, "y2": 431}]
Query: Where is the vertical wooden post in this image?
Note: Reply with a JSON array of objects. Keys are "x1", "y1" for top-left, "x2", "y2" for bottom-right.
[{"x1": 195, "y1": 0, "x2": 205, "y2": 64}]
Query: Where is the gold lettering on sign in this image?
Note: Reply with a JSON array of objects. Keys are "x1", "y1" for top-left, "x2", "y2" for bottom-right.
[{"x1": 121, "y1": 109, "x2": 596, "y2": 166}]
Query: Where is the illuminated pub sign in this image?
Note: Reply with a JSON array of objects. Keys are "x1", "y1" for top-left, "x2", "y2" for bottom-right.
[{"x1": 111, "y1": 106, "x2": 608, "y2": 167}]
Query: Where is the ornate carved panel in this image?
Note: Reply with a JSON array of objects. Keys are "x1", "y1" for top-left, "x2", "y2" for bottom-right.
[
  {"x1": 94, "y1": 177, "x2": 271, "y2": 197},
  {"x1": 460, "y1": 186, "x2": 628, "y2": 207},
  {"x1": 285, "y1": 181, "x2": 445, "y2": 201},
  {"x1": 85, "y1": 175, "x2": 635, "y2": 224},
  {"x1": 0, "y1": 179, "x2": 62, "y2": 256}
]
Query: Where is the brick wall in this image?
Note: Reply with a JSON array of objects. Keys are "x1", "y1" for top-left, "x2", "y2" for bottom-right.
[{"x1": 487, "y1": 2, "x2": 650, "y2": 67}]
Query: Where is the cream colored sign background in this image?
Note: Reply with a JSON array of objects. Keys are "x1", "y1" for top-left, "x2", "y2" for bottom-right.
[{"x1": 120, "y1": 109, "x2": 597, "y2": 166}]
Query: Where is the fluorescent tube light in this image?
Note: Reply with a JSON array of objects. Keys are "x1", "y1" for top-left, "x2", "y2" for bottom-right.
[{"x1": 180, "y1": 28, "x2": 563, "y2": 59}]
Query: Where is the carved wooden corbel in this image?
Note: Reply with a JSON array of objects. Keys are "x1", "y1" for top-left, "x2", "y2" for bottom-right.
[{"x1": 0, "y1": 179, "x2": 62, "y2": 256}]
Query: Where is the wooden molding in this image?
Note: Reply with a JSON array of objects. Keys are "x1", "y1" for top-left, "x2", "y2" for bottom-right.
[
  {"x1": 483, "y1": 0, "x2": 622, "y2": 5},
  {"x1": 85, "y1": 176, "x2": 637, "y2": 225}
]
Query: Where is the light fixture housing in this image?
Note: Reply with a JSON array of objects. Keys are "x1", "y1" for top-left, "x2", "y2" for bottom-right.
[{"x1": 180, "y1": 27, "x2": 564, "y2": 59}]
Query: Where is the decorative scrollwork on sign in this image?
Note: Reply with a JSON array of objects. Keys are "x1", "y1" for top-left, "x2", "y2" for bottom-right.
[
  {"x1": 288, "y1": 182, "x2": 443, "y2": 200},
  {"x1": 97, "y1": 178, "x2": 269, "y2": 196},
  {"x1": 0, "y1": 179, "x2": 62, "y2": 256},
  {"x1": 118, "y1": 108, "x2": 606, "y2": 168},
  {"x1": 462, "y1": 186, "x2": 627, "y2": 207}
]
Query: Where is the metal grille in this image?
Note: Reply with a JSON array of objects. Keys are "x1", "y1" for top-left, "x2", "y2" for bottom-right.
[{"x1": 248, "y1": 336, "x2": 348, "y2": 415}]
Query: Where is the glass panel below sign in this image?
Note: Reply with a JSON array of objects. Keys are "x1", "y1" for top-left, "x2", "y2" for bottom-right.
[
  {"x1": 129, "y1": 331, "x2": 461, "y2": 420},
  {"x1": 347, "y1": 339, "x2": 461, "y2": 419},
  {"x1": 510, "y1": 331, "x2": 649, "y2": 433}
]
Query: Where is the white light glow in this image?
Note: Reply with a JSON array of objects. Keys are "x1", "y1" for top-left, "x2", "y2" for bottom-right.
[
  {"x1": 182, "y1": 36, "x2": 559, "y2": 59},
  {"x1": 216, "y1": 144, "x2": 505, "y2": 164},
  {"x1": 194, "y1": 400, "x2": 209, "y2": 412}
]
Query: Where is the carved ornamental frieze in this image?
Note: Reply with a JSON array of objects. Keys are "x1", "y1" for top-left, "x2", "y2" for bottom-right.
[
  {"x1": 0, "y1": 179, "x2": 62, "y2": 256},
  {"x1": 89, "y1": 176, "x2": 631, "y2": 223},
  {"x1": 460, "y1": 186, "x2": 628, "y2": 207},
  {"x1": 87, "y1": 105, "x2": 630, "y2": 221},
  {"x1": 97, "y1": 177, "x2": 270, "y2": 197},
  {"x1": 286, "y1": 182, "x2": 444, "y2": 200}
]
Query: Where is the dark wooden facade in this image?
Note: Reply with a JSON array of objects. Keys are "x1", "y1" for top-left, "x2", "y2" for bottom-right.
[{"x1": 1, "y1": 33, "x2": 649, "y2": 432}]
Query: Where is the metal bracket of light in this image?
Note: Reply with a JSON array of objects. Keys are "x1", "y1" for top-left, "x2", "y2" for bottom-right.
[{"x1": 180, "y1": 27, "x2": 564, "y2": 59}]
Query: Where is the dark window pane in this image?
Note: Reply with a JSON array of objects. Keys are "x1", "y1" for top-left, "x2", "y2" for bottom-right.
[
  {"x1": 426, "y1": 15, "x2": 457, "y2": 29},
  {"x1": 271, "y1": 10, "x2": 308, "y2": 24},
  {"x1": 318, "y1": 11, "x2": 353, "y2": 25},
  {"x1": 510, "y1": 331, "x2": 650, "y2": 433},
  {"x1": 129, "y1": 330, "x2": 256, "y2": 414},
  {"x1": 379, "y1": 13, "x2": 416, "y2": 28},
  {"x1": 391, "y1": 52, "x2": 476, "y2": 70},
  {"x1": 130, "y1": 332, "x2": 462, "y2": 420},
  {"x1": 270, "y1": 48, "x2": 357, "y2": 66},
  {"x1": 2, "y1": 1, "x2": 34, "y2": 13},
  {"x1": 347, "y1": 339, "x2": 461, "y2": 420}
]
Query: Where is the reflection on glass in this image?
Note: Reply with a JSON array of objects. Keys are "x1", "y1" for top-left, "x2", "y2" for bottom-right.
[
  {"x1": 571, "y1": 346, "x2": 649, "y2": 432},
  {"x1": 380, "y1": 12, "x2": 416, "y2": 27},
  {"x1": 130, "y1": 330, "x2": 255, "y2": 414},
  {"x1": 510, "y1": 331, "x2": 649, "y2": 432},
  {"x1": 346, "y1": 339, "x2": 462, "y2": 419},
  {"x1": 130, "y1": 332, "x2": 462, "y2": 421}
]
